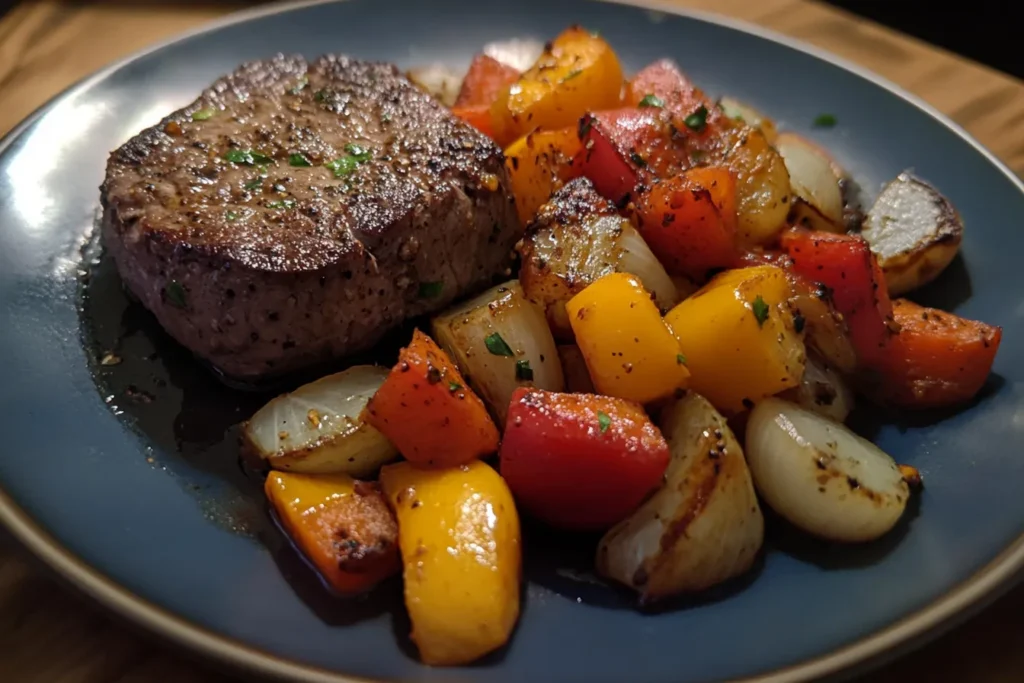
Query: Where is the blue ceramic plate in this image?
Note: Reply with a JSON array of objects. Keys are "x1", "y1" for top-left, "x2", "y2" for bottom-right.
[{"x1": 1, "y1": 1, "x2": 1021, "y2": 681}]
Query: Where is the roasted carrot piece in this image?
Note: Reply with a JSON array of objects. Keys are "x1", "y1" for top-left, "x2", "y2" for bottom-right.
[
  {"x1": 365, "y1": 330, "x2": 499, "y2": 467},
  {"x1": 265, "y1": 471, "x2": 400, "y2": 595},
  {"x1": 878, "y1": 299, "x2": 1001, "y2": 409},
  {"x1": 634, "y1": 169, "x2": 741, "y2": 280},
  {"x1": 454, "y1": 54, "x2": 520, "y2": 108},
  {"x1": 451, "y1": 105, "x2": 496, "y2": 140}
]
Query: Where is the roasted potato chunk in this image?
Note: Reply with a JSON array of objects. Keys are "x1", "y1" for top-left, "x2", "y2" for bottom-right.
[
  {"x1": 862, "y1": 173, "x2": 963, "y2": 296},
  {"x1": 597, "y1": 392, "x2": 764, "y2": 602}
]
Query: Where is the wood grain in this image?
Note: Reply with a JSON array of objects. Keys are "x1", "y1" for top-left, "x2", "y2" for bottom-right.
[{"x1": 0, "y1": 1, "x2": 1021, "y2": 682}]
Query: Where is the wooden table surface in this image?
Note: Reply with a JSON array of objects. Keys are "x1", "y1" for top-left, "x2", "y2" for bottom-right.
[{"x1": 0, "y1": 1, "x2": 1022, "y2": 681}]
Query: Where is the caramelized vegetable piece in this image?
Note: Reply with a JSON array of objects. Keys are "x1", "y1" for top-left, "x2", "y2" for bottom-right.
[
  {"x1": 664, "y1": 265, "x2": 806, "y2": 414},
  {"x1": 597, "y1": 392, "x2": 763, "y2": 601},
  {"x1": 491, "y1": 26, "x2": 623, "y2": 145},
  {"x1": 878, "y1": 299, "x2": 1001, "y2": 409},
  {"x1": 364, "y1": 330, "x2": 499, "y2": 467},
  {"x1": 635, "y1": 168, "x2": 741, "y2": 280},
  {"x1": 782, "y1": 229, "x2": 894, "y2": 367},
  {"x1": 265, "y1": 472, "x2": 400, "y2": 595},
  {"x1": 451, "y1": 105, "x2": 496, "y2": 139},
  {"x1": 519, "y1": 178, "x2": 677, "y2": 338},
  {"x1": 500, "y1": 387, "x2": 670, "y2": 530},
  {"x1": 454, "y1": 54, "x2": 520, "y2": 107},
  {"x1": 625, "y1": 59, "x2": 723, "y2": 129},
  {"x1": 380, "y1": 460, "x2": 520, "y2": 666},
  {"x1": 576, "y1": 108, "x2": 674, "y2": 205},
  {"x1": 505, "y1": 127, "x2": 582, "y2": 224},
  {"x1": 566, "y1": 272, "x2": 690, "y2": 404}
]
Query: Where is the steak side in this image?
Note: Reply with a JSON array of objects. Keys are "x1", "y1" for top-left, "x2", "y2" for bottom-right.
[{"x1": 100, "y1": 54, "x2": 520, "y2": 382}]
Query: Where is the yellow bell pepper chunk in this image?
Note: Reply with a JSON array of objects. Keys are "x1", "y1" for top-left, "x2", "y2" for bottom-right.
[
  {"x1": 566, "y1": 272, "x2": 689, "y2": 404},
  {"x1": 664, "y1": 265, "x2": 806, "y2": 413},
  {"x1": 504, "y1": 127, "x2": 582, "y2": 225},
  {"x1": 380, "y1": 460, "x2": 521, "y2": 666},
  {"x1": 265, "y1": 471, "x2": 400, "y2": 595},
  {"x1": 491, "y1": 27, "x2": 623, "y2": 145}
]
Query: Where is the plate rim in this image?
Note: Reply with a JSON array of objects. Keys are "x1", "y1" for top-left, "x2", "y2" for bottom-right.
[{"x1": 1, "y1": 0, "x2": 1022, "y2": 681}]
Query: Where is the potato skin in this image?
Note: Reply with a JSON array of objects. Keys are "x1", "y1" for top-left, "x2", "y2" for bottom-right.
[{"x1": 380, "y1": 461, "x2": 521, "y2": 666}]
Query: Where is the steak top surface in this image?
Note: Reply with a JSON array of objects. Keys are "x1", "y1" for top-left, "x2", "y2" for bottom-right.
[
  {"x1": 102, "y1": 54, "x2": 508, "y2": 273},
  {"x1": 99, "y1": 54, "x2": 521, "y2": 382}
]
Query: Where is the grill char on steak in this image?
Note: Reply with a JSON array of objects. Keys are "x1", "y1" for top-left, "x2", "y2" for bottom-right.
[{"x1": 100, "y1": 54, "x2": 521, "y2": 382}]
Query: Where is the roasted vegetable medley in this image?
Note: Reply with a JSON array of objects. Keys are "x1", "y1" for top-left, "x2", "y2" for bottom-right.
[{"x1": 248, "y1": 27, "x2": 1002, "y2": 666}]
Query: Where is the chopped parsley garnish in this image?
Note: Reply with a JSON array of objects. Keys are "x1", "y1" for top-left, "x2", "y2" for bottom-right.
[
  {"x1": 676, "y1": 353, "x2": 687, "y2": 365},
  {"x1": 289, "y1": 153, "x2": 312, "y2": 167},
  {"x1": 314, "y1": 89, "x2": 330, "y2": 103},
  {"x1": 226, "y1": 210, "x2": 241, "y2": 221},
  {"x1": 813, "y1": 113, "x2": 837, "y2": 128},
  {"x1": 597, "y1": 411, "x2": 611, "y2": 434},
  {"x1": 265, "y1": 198, "x2": 296, "y2": 210},
  {"x1": 630, "y1": 152, "x2": 647, "y2": 167},
  {"x1": 191, "y1": 108, "x2": 215, "y2": 121},
  {"x1": 223, "y1": 149, "x2": 273, "y2": 165},
  {"x1": 684, "y1": 105, "x2": 708, "y2": 132},
  {"x1": 418, "y1": 281, "x2": 444, "y2": 299},
  {"x1": 484, "y1": 332, "x2": 514, "y2": 357},
  {"x1": 752, "y1": 295, "x2": 769, "y2": 327},
  {"x1": 638, "y1": 94, "x2": 664, "y2": 108},
  {"x1": 165, "y1": 281, "x2": 187, "y2": 309},
  {"x1": 561, "y1": 69, "x2": 583, "y2": 82},
  {"x1": 515, "y1": 359, "x2": 534, "y2": 382},
  {"x1": 448, "y1": 381, "x2": 462, "y2": 392},
  {"x1": 244, "y1": 177, "x2": 263, "y2": 191},
  {"x1": 344, "y1": 143, "x2": 372, "y2": 162},
  {"x1": 289, "y1": 76, "x2": 308, "y2": 95}
]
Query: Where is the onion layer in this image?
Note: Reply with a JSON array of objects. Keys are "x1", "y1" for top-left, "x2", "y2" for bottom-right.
[
  {"x1": 431, "y1": 280, "x2": 563, "y2": 425},
  {"x1": 243, "y1": 365, "x2": 398, "y2": 478},
  {"x1": 746, "y1": 398, "x2": 909, "y2": 543}
]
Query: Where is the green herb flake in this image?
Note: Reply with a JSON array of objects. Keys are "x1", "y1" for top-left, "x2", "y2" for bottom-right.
[
  {"x1": 515, "y1": 359, "x2": 534, "y2": 382},
  {"x1": 165, "y1": 281, "x2": 187, "y2": 309},
  {"x1": 418, "y1": 281, "x2": 444, "y2": 299},
  {"x1": 484, "y1": 332, "x2": 514, "y2": 357},
  {"x1": 630, "y1": 152, "x2": 647, "y2": 167},
  {"x1": 244, "y1": 177, "x2": 263, "y2": 191},
  {"x1": 344, "y1": 143, "x2": 372, "y2": 162},
  {"x1": 266, "y1": 198, "x2": 296, "y2": 210},
  {"x1": 676, "y1": 353, "x2": 687, "y2": 365},
  {"x1": 223, "y1": 149, "x2": 274, "y2": 166},
  {"x1": 813, "y1": 113, "x2": 837, "y2": 128},
  {"x1": 289, "y1": 76, "x2": 309, "y2": 95},
  {"x1": 752, "y1": 295, "x2": 769, "y2": 328},
  {"x1": 314, "y1": 89, "x2": 329, "y2": 103},
  {"x1": 638, "y1": 94, "x2": 664, "y2": 109},
  {"x1": 190, "y1": 108, "x2": 216, "y2": 121},
  {"x1": 448, "y1": 381, "x2": 463, "y2": 392},
  {"x1": 597, "y1": 411, "x2": 611, "y2": 434},
  {"x1": 226, "y1": 210, "x2": 241, "y2": 221},
  {"x1": 326, "y1": 156, "x2": 358, "y2": 177},
  {"x1": 684, "y1": 105, "x2": 709, "y2": 132},
  {"x1": 289, "y1": 153, "x2": 312, "y2": 167},
  {"x1": 561, "y1": 69, "x2": 583, "y2": 83}
]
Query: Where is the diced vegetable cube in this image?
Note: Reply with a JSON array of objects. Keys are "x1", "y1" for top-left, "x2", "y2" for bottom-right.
[
  {"x1": 504, "y1": 127, "x2": 581, "y2": 224},
  {"x1": 566, "y1": 272, "x2": 690, "y2": 404},
  {"x1": 454, "y1": 54, "x2": 520, "y2": 107}
]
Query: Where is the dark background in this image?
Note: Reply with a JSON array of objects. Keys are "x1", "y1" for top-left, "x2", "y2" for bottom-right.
[{"x1": 823, "y1": 1, "x2": 1021, "y2": 79}]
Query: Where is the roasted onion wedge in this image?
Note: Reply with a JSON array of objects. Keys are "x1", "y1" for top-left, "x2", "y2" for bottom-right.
[
  {"x1": 597, "y1": 392, "x2": 764, "y2": 602},
  {"x1": 779, "y1": 353, "x2": 855, "y2": 423},
  {"x1": 746, "y1": 398, "x2": 910, "y2": 543},
  {"x1": 717, "y1": 96, "x2": 777, "y2": 143},
  {"x1": 406, "y1": 64, "x2": 464, "y2": 107},
  {"x1": 243, "y1": 365, "x2": 398, "y2": 478},
  {"x1": 432, "y1": 280, "x2": 563, "y2": 425},
  {"x1": 861, "y1": 173, "x2": 963, "y2": 296},
  {"x1": 775, "y1": 132, "x2": 844, "y2": 232}
]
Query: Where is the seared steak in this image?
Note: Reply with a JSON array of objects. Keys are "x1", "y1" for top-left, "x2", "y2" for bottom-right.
[{"x1": 101, "y1": 54, "x2": 520, "y2": 382}]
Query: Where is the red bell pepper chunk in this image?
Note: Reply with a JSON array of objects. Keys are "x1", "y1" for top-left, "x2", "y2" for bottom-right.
[
  {"x1": 781, "y1": 229, "x2": 894, "y2": 366},
  {"x1": 878, "y1": 299, "x2": 1001, "y2": 409},
  {"x1": 499, "y1": 387, "x2": 670, "y2": 531},
  {"x1": 454, "y1": 54, "x2": 520, "y2": 108},
  {"x1": 634, "y1": 167, "x2": 741, "y2": 280},
  {"x1": 451, "y1": 105, "x2": 496, "y2": 139}
]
